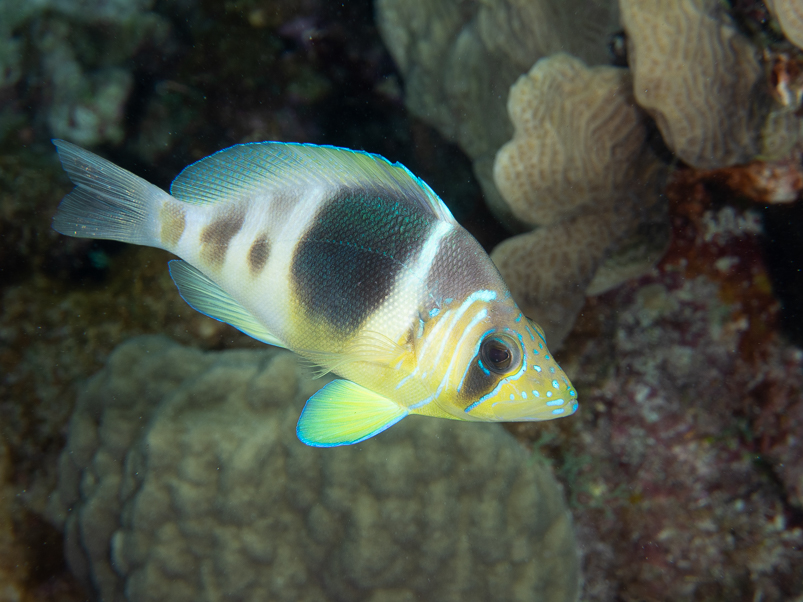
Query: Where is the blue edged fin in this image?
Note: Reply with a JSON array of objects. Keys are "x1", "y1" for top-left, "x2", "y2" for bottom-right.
[
  {"x1": 169, "y1": 141, "x2": 457, "y2": 224},
  {"x1": 52, "y1": 139, "x2": 168, "y2": 246},
  {"x1": 296, "y1": 380, "x2": 408, "y2": 447},
  {"x1": 168, "y1": 260, "x2": 285, "y2": 348}
]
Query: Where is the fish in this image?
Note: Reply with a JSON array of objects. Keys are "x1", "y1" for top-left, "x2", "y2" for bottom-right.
[{"x1": 52, "y1": 139, "x2": 578, "y2": 447}]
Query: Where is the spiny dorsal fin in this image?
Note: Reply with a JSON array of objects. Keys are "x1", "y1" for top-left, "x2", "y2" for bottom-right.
[
  {"x1": 169, "y1": 142, "x2": 457, "y2": 224},
  {"x1": 168, "y1": 260, "x2": 285, "y2": 348}
]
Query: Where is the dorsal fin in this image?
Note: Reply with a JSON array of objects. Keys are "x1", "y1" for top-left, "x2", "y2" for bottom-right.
[{"x1": 169, "y1": 142, "x2": 457, "y2": 224}]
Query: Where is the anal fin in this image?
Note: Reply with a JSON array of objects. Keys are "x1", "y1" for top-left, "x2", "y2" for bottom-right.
[
  {"x1": 168, "y1": 260, "x2": 285, "y2": 348},
  {"x1": 296, "y1": 380, "x2": 408, "y2": 447}
]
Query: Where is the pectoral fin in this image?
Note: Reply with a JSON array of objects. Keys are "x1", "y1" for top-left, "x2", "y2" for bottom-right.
[
  {"x1": 301, "y1": 330, "x2": 409, "y2": 378},
  {"x1": 296, "y1": 380, "x2": 408, "y2": 447}
]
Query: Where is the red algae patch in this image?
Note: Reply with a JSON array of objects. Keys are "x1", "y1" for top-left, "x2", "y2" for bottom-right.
[{"x1": 508, "y1": 167, "x2": 803, "y2": 600}]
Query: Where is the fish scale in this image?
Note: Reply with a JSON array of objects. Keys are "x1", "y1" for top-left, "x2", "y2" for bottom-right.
[{"x1": 52, "y1": 139, "x2": 578, "y2": 447}]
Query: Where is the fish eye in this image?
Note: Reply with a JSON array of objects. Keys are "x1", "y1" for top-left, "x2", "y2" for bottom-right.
[{"x1": 479, "y1": 334, "x2": 521, "y2": 375}]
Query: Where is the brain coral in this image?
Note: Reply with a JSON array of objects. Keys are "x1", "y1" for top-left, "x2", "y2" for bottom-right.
[
  {"x1": 766, "y1": 0, "x2": 803, "y2": 50},
  {"x1": 620, "y1": 0, "x2": 770, "y2": 169},
  {"x1": 375, "y1": 0, "x2": 620, "y2": 223},
  {"x1": 492, "y1": 53, "x2": 665, "y2": 227},
  {"x1": 48, "y1": 336, "x2": 580, "y2": 602},
  {"x1": 490, "y1": 54, "x2": 669, "y2": 346}
]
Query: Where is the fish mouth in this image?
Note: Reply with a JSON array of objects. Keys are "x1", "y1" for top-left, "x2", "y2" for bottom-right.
[{"x1": 480, "y1": 380, "x2": 578, "y2": 422}]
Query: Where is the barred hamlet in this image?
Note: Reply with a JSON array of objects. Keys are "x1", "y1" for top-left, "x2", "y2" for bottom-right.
[{"x1": 52, "y1": 140, "x2": 577, "y2": 446}]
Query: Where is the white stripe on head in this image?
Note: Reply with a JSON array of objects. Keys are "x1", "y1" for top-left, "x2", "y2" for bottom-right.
[
  {"x1": 437, "y1": 306, "x2": 489, "y2": 394},
  {"x1": 408, "y1": 290, "x2": 496, "y2": 408},
  {"x1": 425, "y1": 289, "x2": 496, "y2": 370},
  {"x1": 413, "y1": 220, "x2": 453, "y2": 284},
  {"x1": 359, "y1": 218, "x2": 454, "y2": 350},
  {"x1": 393, "y1": 220, "x2": 453, "y2": 310}
]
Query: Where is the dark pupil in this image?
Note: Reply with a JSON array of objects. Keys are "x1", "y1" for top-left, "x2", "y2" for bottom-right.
[{"x1": 486, "y1": 341, "x2": 511, "y2": 368}]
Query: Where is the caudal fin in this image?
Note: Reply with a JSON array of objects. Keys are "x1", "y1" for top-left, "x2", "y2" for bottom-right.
[{"x1": 52, "y1": 139, "x2": 170, "y2": 247}]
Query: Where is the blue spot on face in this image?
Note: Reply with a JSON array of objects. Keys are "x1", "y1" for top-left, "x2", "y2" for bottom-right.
[
  {"x1": 570, "y1": 389, "x2": 577, "y2": 397},
  {"x1": 539, "y1": 343, "x2": 543, "y2": 349},
  {"x1": 571, "y1": 401, "x2": 578, "y2": 412},
  {"x1": 534, "y1": 365, "x2": 542, "y2": 373},
  {"x1": 546, "y1": 391, "x2": 552, "y2": 398},
  {"x1": 532, "y1": 349, "x2": 539, "y2": 355},
  {"x1": 549, "y1": 367, "x2": 556, "y2": 374},
  {"x1": 429, "y1": 308, "x2": 440, "y2": 318},
  {"x1": 552, "y1": 380, "x2": 559, "y2": 389},
  {"x1": 533, "y1": 390, "x2": 540, "y2": 398},
  {"x1": 551, "y1": 408, "x2": 565, "y2": 415},
  {"x1": 545, "y1": 354, "x2": 550, "y2": 360},
  {"x1": 515, "y1": 313, "x2": 522, "y2": 323},
  {"x1": 509, "y1": 393, "x2": 515, "y2": 401},
  {"x1": 546, "y1": 399, "x2": 564, "y2": 407},
  {"x1": 521, "y1": 391, "x2": 527, "y2": 399}
]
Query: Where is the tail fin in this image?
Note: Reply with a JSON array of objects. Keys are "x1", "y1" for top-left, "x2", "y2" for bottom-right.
[{"x1": 52, "y1": 139, "x2": 170, "y2": 247}]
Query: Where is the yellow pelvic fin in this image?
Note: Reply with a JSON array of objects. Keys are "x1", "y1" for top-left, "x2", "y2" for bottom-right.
[
  {"x1": 296, "y1": 379, "x2": 408, "y2": 447},
  {"x1": 168, "y1": 260, "x2": 285, "y2": 348}
]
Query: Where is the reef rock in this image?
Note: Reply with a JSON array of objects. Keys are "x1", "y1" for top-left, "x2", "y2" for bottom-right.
[
  {"x1": 0, "y1": 0, "x2": 170, "y2": 147},
  {"x1": 48, "y1": 336, "x2": 580, "y2": 602},
  {"x1": 555, "y1": 194, "x2": 803, "y2": 599},
  {"x1": 0, "y1": 438, "x2": 28, "y2": 601},
  {"x1": 491, "y1": 54, "x2": 669, "y2": 346},
  {"x1": 620, "y1": 0, "x2": 769, "y2": 169}
]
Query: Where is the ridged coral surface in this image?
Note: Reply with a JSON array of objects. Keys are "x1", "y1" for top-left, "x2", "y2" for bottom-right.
[
  {"x1": 375, "y1": 0, "x2": 620, "y2": 224},
  {"x1": 493, "y1": 53, "x2": 662, "y2": 227},
  {"x1": 490, "y1": 54, "x2": 669, "y2": 346},
  {"x1": 492, "y1": 214, "x2": 619, "y2": 349},
  {"x1": 620, "y1": 0, "x2": 768, "y2": 169},
  {"x1": 48, "y1": 336, "x2": 580, "y2": 602}
]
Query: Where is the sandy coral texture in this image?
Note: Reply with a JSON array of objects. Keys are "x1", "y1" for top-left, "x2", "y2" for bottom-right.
[
  {"x1": 47, "y1": 336, "x2": 580, "y2": 602},
  {"x1": 490, "y1": 53, "x2": 669, "y2": 346}
]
